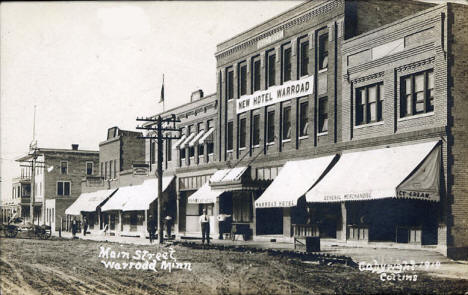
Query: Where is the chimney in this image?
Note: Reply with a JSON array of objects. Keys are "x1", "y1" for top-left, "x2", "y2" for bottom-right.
[{"x1": 71, "y1": 144, "x2": 79, "y2": 150}]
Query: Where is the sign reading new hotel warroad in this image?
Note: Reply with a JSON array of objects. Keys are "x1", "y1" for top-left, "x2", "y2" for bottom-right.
[{"x1": 236, "y1": 75, "x2": 314, "y2": 114}]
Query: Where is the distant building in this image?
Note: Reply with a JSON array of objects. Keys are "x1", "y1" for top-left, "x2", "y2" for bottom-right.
[{"x1": 3, "y1": 145, "x2": 99, "y2": 231}]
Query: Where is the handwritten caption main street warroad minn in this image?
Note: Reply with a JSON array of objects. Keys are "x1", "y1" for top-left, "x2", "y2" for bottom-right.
[{"x1": 99, "y1": 246, "x2": 192, "y2": 272}]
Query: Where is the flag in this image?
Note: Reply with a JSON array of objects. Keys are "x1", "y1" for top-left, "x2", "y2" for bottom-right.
[{"x1": 159, "y1": 74, "x2": 165, "y2": 103}]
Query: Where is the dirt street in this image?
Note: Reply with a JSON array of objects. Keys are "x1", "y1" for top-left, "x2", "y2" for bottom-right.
[{"x1": 0, "y1": 237, "x2": 467, "y2": 294}]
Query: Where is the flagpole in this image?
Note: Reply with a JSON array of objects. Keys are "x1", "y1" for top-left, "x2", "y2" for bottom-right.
[{"x1": 162, "y1": 74, "x2": 165, "y2": 112}]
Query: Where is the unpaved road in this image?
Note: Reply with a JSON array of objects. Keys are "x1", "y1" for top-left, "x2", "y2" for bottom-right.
[{"x1": 0, "y1": 237, "x2": 467, "y2": 294}]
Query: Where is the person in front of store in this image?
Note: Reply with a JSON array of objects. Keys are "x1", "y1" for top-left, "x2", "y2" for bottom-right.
[
  {"x1": 165, "y1": 215, "x2": 173, "y2": 239},
  {"x1": 147, "y1": 215, "x2": 156, "y2": 244},
  {"x1": 200, "y1": 209, "x2": 210, "y2": 245},
  {"x1": 71, "y1": 217, "x2": 78, "y2": 239},
  {"x1": 216, "y1": 213, "x2": 231, "y2": 239},
  {"x1": 83, "y1": 216, "x2": 88, "y2": 236}
]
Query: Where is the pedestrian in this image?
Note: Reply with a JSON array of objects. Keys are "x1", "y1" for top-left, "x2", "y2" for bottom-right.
[
  {"x1": 147, "y1": 215, "x2": 156, "y2": 244},
  {"x1": 165, "y1": 215, "x2": 173, "y2": 239},
  {"x1": 71, "y1": 217, "x2": 78, "y2": 239},
  {"x1": 83, "y1": 216, "x2": 89, "y2": 236},
  {"x1": 199, "y1": 209, "x2": 210, "y2": 245}
]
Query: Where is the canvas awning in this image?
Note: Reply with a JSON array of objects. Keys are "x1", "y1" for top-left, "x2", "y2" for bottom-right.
[
  {"x1": 189, "y1": 130, "x2": 206, "y2": 147},
  {"x1": 255, "y1": 155, "x2": 337, "y2": 208},
  {"x1": 65, "y1": 188, "x2": 118, "y2": 215},
  {"x1": 199, "y1": 128, "x2": 214, "y2": 144},
  {"x1": 174, "y1": 134, "x2": 187, "y2": 149},
  {"x1": 187, "y1": 182, "x2": 225, "y2": 204},
  {"x1": 179, "y1": 133, "x2": 196, "y2": 149},
  {"x1": 101, "y1": 176, "x2": 174, "y2": 212},
  {"x1": 210, "y1": 166, "x2": 248, "y2": 183},
  {"x1": 305, "y1": 141, "x2": 440, "y2": 203}
]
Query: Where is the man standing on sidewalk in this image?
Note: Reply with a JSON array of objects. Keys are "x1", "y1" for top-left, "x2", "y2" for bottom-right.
[
  {"x1": 83, "y1": 217, "x2": 88, "y2": 236},
  {"x1": 148, "y1": 215, "x2": 156, "y2": 244},
  {"x1": 199, "y1": 209, "x2": 210, "y2": 245}
]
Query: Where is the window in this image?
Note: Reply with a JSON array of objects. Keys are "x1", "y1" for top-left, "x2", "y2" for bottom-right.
[
  {"x1": 239, "y1": 117, "x2": 247, "y2": 149},
  {"x1": 282, "y1": 105, "x2": 291, "y2": 141},
  {"x1": 400, "y1": 70, "x2": 434, "y2": 117},
  {"x1": 113, "y1": 159, "x2": 117, "y2": 178},
  {"x1": 318, "y1": 33, "x2": 329, "y2": 71},
  {"x1": 150, "y1": 140, "x2": 156, "y2": 164},
  {"x1": 356, "y1": 83, "x2": 384, "y2": 125},
  {"x1": 267, "y1": 110, "x2": 275, "y2": 143},
  {"x1": 207, "y1": 120, "x2": 214, "y2": 155},
  {"x1": 266, "y1": 51, "x2": 276, "y2": 88},
  {"x1": 299, "y1": 101, "x2": 309, "y2": 137},
  {"x1": 299, "y1": 38, "x2": 309, "y2": 77},
  {"x1": 252, "y1": 114, "x2": 260, "y2": 146},
  {"x1": 100, "y1": 162, "x2": 103, "y2": 177},
  {"x1": 57, "y1": 181, "x2": 71, "y2": 196},
  {"x1": 238, "y1": 62, "x2": 247, "y2": 97},
  {"x1": 180, "y1": 149, "x2": 186, "y2": 160},
  {"x1": 226, "y1": 67, "x2": 234, "y2": 100},
  {"x1": 60, "y1": 161, "x2": 68, "y2": 175},
  {"x1": 252, "y1": 56, "x2": 261, "y2": 93},
  {"x1": 86, "y1": 162, "x2": 93, "y2": 175},
  {"x1": 105, "y1": 161, "x2": 108, "y2": 179},
  {"x1": 282, "y1": 44, "x2": 292, "y2": 82},
  {"x1": 198, "y1": 143, "x2": 204, "y2": 158},
  {"x1": 227, "y1": 121, "x2": 233, "y2": 151},
  {"x1": 166, "y1": 139, "x2": 172, "y2": 162},
  {"x1": 109, "y1": 161, "x2": 113, "y2": 179},
  {"x1": 318, "y1": 97, "x2": 328, "y2": 133}
]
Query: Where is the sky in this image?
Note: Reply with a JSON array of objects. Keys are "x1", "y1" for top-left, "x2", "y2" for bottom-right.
[{"x1": 0, "y1": 1, "x2": 303, "y2": 202}]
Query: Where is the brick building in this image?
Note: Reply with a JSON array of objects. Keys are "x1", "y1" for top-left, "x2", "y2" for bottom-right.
[
  {"x1": 8, "y1": 145, "x2": 100, "y2": 232},
  {"x1": 137, "y1": 0, "x2": 467, "y2": 258}
]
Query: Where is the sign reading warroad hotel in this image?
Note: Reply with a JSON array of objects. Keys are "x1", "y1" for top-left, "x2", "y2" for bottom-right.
[{"x1": 236, "y1": 75, "x2": 314, "y2": 114}]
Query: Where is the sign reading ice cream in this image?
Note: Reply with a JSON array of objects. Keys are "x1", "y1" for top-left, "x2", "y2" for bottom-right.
[{"x1": 236, "y1": 75, "x2": 314, "y2": 114}]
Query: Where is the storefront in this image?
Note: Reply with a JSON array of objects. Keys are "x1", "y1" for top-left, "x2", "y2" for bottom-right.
[
  {"x1": 65, "y1": 188, "x2": 118, "y2": 233},
  {"x1": 306, "y1": 141, "x2": 441, "y2": 245},
  {"x1": 254, "y1": 155, "x2": 338, "y2": 238},
  {"x1": 100, "y1": 176, "x2": 175, "y2": 237}
]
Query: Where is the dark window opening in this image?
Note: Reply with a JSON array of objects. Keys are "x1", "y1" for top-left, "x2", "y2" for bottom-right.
[
  {"x1": 299, "y1": 39, "x2": 309, "y2": 77},
  {"x1": 318, "y1": 97, "x2": 328, "y2": 133},
  {"x1": 400, "y1": 70, "x2": 434, "y2": 118},
  {"x1": 239, "y1": 62, "x2": 247, "y2": 97},
  {"x1": 252, "y1": 57, "x2": 261, "y2": 93},
  {"x1": 227, "y1": 121, "x2": 233, "y2": 151},
  {"x1": 267, "y1": 110, "x2": 275, "y2": 143},
  {"x1": 282, "y1": 45, "x2": 292, "y2": 82},
  {"x1": 318, "y1": 33, "x2": 329, "y2": 70},
  {"x1": 299, "y1": 101, "x2": 309, "y2": 137},
  {"x1": 239, "y1": 117, "x2": 246, "y2": 149},
  {"x1": 226, "y1": 67, "x2": 234, "y2": 100},
  {"x1": 252, "y1": 114, "x2": 260, "y2": 146},
  {"x1": 282, "y1": 106, "x2": 291, "y2": 140},
  {"x1": 267, "y1": 51, "x2": 276, "y2": 88},
  {"x1": 356, "y1": 83, "x2": 384, "y2": 126}
]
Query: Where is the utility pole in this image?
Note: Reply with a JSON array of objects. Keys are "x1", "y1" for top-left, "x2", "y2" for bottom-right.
[
  {"x1": 20, "y1": 147, "x2": 44, "y2": 225},
  {"x1": 137, "y1": 114, "x2": 181, "y2": 244}
]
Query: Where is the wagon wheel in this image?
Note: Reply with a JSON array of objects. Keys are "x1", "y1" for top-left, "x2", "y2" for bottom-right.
[
  {"x1": 4, "y1": 226, "x2": 18, "y2": 238},
  {"x1": 42, "y1": 228, "x2": 52, "y2": 239}
]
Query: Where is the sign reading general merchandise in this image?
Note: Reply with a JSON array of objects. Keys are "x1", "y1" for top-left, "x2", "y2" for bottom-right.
[{"x1": 236, "y1": 75, "x2": 314, "y2": 114}]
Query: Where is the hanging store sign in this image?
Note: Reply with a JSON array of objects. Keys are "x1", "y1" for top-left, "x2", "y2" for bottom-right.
[{"x1": 236, "y1": 75, "x2": 314, "y2": 114}]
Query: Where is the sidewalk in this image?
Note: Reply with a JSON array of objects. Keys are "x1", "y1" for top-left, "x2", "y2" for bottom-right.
[{"x1": 55, "y1": 231, "x2": 468, "y2": 280}]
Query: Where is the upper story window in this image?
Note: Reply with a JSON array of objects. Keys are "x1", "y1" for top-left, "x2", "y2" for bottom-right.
[
  {"x1": 252, "y1": 56, "x2": 261, "y2": 93},
  {"x1": 57, "y1": 181, "x2": 70, "y2": 196},
  {"x1": 282, "y1": 43, "x2": 292, "y2": 83},
  {"x1": 282, "y1": 104, "x2": 291, "y2": 141},
  {"x1": 105, "y1": 161, "x2": 108, "y2": 179},
  {"x1": 299, "y1": 101, "x2": 309, "y2": 137},
  {"x1": 267, "y1": 109, "x2": 275, "y2": 144},
  {"x1": 226, "y1": 67, "x2": 234, "y2": 100},
  {"x1": 239, "y1": 117, "x2": 247, "y2": 149},
  {"x1": 86, "y1": 162, "x2": 93, "y2": 176},
  {"x1": 318, "y1": 33, "x2": 329, "y2": 71},
  {"x1": 60, "y1": 161, "x2": 68, "y2": 175},
  {"x1": 252, "y1": 113, "x2": 260, "y2": 146},
  {"x1": 227, "y1": 121, "x2": 234, "y2": 151},
  {"x1": 266, "y1": 50, "x2": 276, "y2": 88},
  {"x1": 109, "y1": 161, "x2": 113, "y2": 178},
  {"x1": 207, "y1": 119, "x2": 214, "y2": 155},
  {"x1": 299, "y1": 38, "x2": 309, "y2": 77},
  {"x1": 318, "y1": 97, "x2": 328, "y2": 133},
  {"x1": 100, "y1": 162, "x2": 103, "y2": 177},
  {"x1": 356, "y1": 83, "x2": 384, "y2": 126},
  {"x1": 238, "y1": 61, "x2": 247, "y2": 97},
  {"x1": 167, "y1": 138, "x2": 172, "y2": 162},
  {"x1": 400, "y1": 70, "x2": 434, "y2": 118}
]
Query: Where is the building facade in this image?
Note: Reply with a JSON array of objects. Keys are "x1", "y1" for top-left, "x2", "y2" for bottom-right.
[{"x1": 8, "y1": 145, "x2": 100, "y2": 231}]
